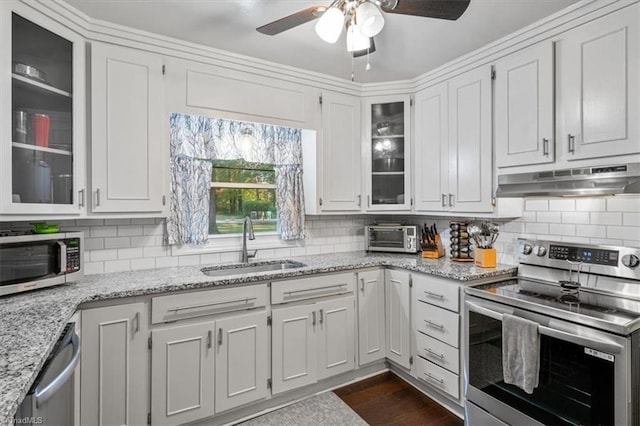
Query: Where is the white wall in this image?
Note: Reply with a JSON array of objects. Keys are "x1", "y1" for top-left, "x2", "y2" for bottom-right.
[{"x1": 1, "y1": 195, "x2": 638, "y2": 275}]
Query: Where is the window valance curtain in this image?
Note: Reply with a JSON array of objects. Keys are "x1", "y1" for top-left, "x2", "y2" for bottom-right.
[{"x1": 166, "y1": 113, "x2": 306, "y2": 245}]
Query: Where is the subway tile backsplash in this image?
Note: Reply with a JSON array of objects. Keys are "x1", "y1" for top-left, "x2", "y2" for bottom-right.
[{"x1": 1, "y1": 195, "x2": 638, "y2": 275}]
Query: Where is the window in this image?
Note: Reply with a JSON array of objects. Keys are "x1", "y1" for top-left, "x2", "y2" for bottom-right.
[{"x1": 209, "y1": 159, "x2": 277, "y2": 235}]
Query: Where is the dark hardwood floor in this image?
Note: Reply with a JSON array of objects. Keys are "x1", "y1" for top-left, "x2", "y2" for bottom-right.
[{"x1": 334, "y1": 372, "x2": 464, "y2": 426}]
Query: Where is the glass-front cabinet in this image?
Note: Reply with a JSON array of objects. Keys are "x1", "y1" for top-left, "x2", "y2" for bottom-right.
[
  {"x1": 0, "y1": 2, "x2": 85, "y2": 215},
  {"x1": 364, "y1": 96, "x2": 411, "y2": 211}
]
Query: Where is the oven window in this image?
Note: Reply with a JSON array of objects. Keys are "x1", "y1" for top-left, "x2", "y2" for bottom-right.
[
  {"x1": 369, "y1": 229, "x2": 404, "y2": 248},
  {"x1": 0, "y1": 241, "x2": 59, "y2": 286},
  {"x1": 468, "y1": 311, "x2": 615, "y2": 425}
]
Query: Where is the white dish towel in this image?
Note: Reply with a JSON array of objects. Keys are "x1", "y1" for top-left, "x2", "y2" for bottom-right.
[{"x1": 502, "y1": 313, "x2": 540, "y2": 394}]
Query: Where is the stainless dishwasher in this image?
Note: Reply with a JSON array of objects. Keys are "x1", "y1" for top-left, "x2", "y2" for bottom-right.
[{"x1": 17, "y1": 317, "x2": 80, "y2": 425}]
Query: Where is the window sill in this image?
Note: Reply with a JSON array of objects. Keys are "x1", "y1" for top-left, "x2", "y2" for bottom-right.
[{"x1": 170, "y1": 232, "x2": 302, "y2": 256}]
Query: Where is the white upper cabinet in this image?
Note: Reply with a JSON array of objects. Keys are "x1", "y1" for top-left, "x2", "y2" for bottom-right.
[
  {"x1": 414, "y1": 81, "x2": 449, "y2": 212},
  {"x1": 90, "y1": 42, "x2": 167, "y2": 214},
  {"x1": 556, "y1": 5, "x2": 640, "y2": 162},
  {"x1": 0, "y1": 1, "x2": 86, "y2": 216},
  {"x1": 415, "y1": 66, "x2": 493, "y2": 213},
  {"x1": 318, "y1": 91, "x2": 362, "y2": 212},
  {"x1": 495, "y1": 41, "x2": 555, "y2": 168},
  {"x1": 364, "y1": 95, "x2": 412, "y2": 211},
  {"x1": 448, "y1": 65, "x2": 493, "y2": 213}
]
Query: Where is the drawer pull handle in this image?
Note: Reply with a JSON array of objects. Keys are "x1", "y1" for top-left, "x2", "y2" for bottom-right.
[
  {"x1": 568, "y1": 134, "x2": 576, "y2": 154},
  {"x1": 319, "y1": 309, "x2": 324, "y2": 324},
  {"x1": 133, "y1": 312, "x2": 140, "y2": 334},
  {"x1": 424, "y1": 372, "x2": 445, "y2": 387},
  {"x1": 312, "y1": 311, "x2": 317, "y2": 326},
  {"x1": 285, "y1": 283, "x2": 347, "y2": 295},
  {"x1": 424, "y1": 319, "x2": 445, "y2": 330},
  {"x1": 441, "y1": 193, "x2": 447, "y2": 207},
  {"x1": 424, "y1": 348, "x2": 445, "y2": 361},
  {"x1": 542, "y1": 138, "x2": 549, "y2": 156},
  {"x1": 168, "y1": 296, "x2": 258, "y2": 313},
  {"x1": 218, "y1": 328, "x2": 223, "y2": 346},
  {"x1": 207, "y1": 330, "x2": 212, "y2": 349},
  {"x1": 360, "y1": 278, "x2": 365, "y2": 293},
  {"x1": 424, "y1": 291, "x2": 445, "y2": 300}
]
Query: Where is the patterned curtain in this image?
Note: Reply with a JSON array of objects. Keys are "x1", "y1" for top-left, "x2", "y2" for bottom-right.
[
  {"x1": 167, "y1": 113, "x2": 305, "y2": 245},
  {"x1": 275, "y1": 126, "x2": 305, "y2": 240},
  {"x1": 166, "y1": 114, "x2": 214, "y2": 245}
]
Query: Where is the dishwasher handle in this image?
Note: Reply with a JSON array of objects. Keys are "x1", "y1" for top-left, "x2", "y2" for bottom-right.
[{"x1": 34, "y1": 331, "x2": 81, "y2": 408}]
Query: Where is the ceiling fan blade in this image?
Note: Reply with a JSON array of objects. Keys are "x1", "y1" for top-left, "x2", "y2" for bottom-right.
[
  {"x1": 256, "y1": 6, "x2": 326, "y2": 36},
  {"x1": 381, "y1": 0, "x2": 471, "y2": 21}
]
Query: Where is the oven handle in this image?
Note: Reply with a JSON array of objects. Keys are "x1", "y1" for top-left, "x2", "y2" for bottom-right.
[{"x1": 465, "y1": 300, "x2": 624, "y2": 355}]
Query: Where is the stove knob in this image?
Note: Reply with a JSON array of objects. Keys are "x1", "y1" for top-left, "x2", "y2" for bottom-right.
[
  {"x1": 520, "y1": 243, "x2": 533, "y2": 255},
  {"x1": 533, "y1": 246, "x2": 547, "y2": 257},
  {"x1": 622, "y1": 254, "x2": 640, "y2": 268}
]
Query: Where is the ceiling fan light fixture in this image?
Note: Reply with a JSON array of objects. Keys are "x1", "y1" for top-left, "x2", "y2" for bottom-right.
[
  {"x1": 356, "y1": 1, "x2": 384, "y2": 37},
  {"x1": 346, "y1": 23, "x2": 370, "y2": 52},
  {"x1": 315, "y1": 6, "x2": 344, "y2": 43}
]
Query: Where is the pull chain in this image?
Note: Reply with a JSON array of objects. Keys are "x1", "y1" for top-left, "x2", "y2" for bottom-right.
[
  {"x1": 366, "y1": 48, "x2": 371, "y2": 71},
  {"x1": 351, "y1": 53, "x2": 355, "y2": 81}
]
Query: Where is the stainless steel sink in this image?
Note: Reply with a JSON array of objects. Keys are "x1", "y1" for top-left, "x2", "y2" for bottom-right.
[{"x1": 201, "y1": 260, "x2": 306, "y2": 277}]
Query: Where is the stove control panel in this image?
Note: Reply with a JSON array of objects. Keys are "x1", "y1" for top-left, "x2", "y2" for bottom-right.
[
  {"x1": 548, "y1": 244, "x2": 619, "y2": 266},
  {"x1": 517, "y1": 238, "x2": 640, "y2": 280}
]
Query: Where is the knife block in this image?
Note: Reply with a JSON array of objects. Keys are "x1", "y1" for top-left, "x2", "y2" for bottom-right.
[{"x1": 422, "y1": 235, "x2": 445, "y2": 258}]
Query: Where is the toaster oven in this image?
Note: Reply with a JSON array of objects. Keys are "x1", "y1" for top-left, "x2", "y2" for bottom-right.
[{"x1": 365, "y1": 225, "x2": 419, "y2": 253}]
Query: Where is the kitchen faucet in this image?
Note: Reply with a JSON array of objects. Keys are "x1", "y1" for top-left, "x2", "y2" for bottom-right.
[{"x1": 242, "y1": 216, "x2": 257, "y2": 263}]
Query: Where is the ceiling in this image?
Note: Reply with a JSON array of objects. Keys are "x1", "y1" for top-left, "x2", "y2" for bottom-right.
[{"x1": 64, "y1": 0, "x2": 581, "y2": 83}]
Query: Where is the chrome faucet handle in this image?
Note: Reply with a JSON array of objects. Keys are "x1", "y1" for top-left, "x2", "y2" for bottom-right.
[{"x1": 248, "y1": 249, "x2": 258, "y2": 260}]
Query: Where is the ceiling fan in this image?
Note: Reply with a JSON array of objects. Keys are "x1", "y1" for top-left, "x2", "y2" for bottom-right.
[{"x1": 257, "y1": 0, "x2": 471, "y2": 57}]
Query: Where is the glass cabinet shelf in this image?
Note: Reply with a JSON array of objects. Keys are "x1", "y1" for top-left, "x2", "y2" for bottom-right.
[
  {"x1": 12, "y1": 141, "x2": 72, "y2": 156},
  {"x1": 12, "y1": 73, "x2": 72, "y2": 97}
]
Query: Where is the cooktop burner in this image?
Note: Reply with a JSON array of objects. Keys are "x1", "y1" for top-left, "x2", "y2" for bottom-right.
[{"x1": 470, "y1": 278, "x2": 640, "y2": 333}]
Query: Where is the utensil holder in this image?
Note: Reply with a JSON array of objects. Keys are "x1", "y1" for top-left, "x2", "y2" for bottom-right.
[{"x1": 474, "y1": 248, "x2": 497, "y2": 268}]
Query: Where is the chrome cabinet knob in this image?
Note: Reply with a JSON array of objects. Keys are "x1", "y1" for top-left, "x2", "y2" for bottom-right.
[
  {"x1": 622, "y1": 254, "x2": 640, "y2": 268},
  {"x1": 533, "y1": 246, "x2": 547, "y2": 257}
]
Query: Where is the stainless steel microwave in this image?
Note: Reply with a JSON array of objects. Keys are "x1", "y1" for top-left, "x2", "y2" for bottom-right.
[
  {"x1": 365, "y1": 225, "x2": 419, "y2": 253},
  {"x1": 0, "y1": 232, "x2": 83, "y2": 297}
]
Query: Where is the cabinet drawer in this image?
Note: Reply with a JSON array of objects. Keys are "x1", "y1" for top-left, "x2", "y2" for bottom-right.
[
  {"x1": 416, "y1": 332, "x2": 459, "y2": 374},
  {"x1": 413, "y1": 274, "x2": 459, "y2": 312},
  {"x1": 415, "y1": 301, "x2": 459, "y2": 347},
  {"x1": 151, "y1": 284, "x2": 268, "y2": 324},
  {"x1": 416, "y1": 356, "x2": 460, "y2": 400},
  {"x1": 272, "y1": 273, "x2": 354, "y2": 304}
]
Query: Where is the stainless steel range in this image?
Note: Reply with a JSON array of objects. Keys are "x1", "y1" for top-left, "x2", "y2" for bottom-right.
[{"x1": 464, "y1": 238, "x2": 640, "y2": 426}]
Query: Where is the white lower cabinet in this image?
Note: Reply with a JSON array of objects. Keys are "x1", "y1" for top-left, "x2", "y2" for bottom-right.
[
  {"x1": 412, "y1": 274, "x2": 463, "y2": 404},
  {"x1": 214, "y1": 312, "x2": 269, "y2": 413},
  {"x1": 271, "y1": 274, "x2": 356, "y2": 395},
  {"x1": 271, "y1": 296, "x2": 356, "y2": 394},
  {"x1": 151, "y1": 321, "x2": 215, "y2": 426},
  {"x1": 356, "y1": 269, "x2": 386, "y2": 365},
  {"x1": 385, "y1": 269, "x2": 412, "y2": 369},
  {"x1": 80, "y1": 303, "x2": 149, "y2": 426}
]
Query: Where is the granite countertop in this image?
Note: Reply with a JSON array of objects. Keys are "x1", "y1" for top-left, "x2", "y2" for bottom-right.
[{"x1": 0, "y1": 251, "x2": 517, "y2": 424}]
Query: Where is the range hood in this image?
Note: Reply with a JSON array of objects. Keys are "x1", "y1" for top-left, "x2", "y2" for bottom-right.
[{"x1": 496, "y1": 163, "x2": 640, "y2": 197}]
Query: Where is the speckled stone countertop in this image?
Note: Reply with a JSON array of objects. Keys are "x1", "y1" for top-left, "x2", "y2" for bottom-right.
[{"x1": 0, "y1": 251, "x2": 516, "y2": 424}]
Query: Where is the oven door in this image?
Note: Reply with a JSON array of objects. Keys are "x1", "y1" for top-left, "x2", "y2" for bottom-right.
[{"x1": 464, "y1": 296, "x2": 631, "y2": 426}]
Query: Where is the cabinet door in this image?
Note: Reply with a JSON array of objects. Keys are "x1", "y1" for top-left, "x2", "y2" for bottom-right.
[
  {"x1": 317, "y1": 297, "x2": 356, "y2": 379},
  {"x1": 364, "y1": 95, "x2": 412, "y2": 211},
  {"x1": 557, "y1": 5, "x2": 640, "y2": 161},
  {"x1": 214, "y1": 311, "x2": 268, "y2": 413},
  {"x1": 1, "y1": 4, "x2": 86, "y2": 215},
  {"x1": 385, "y1": 269, "x2": 411, "y2": 369},
  {"x1": 320, "y1": 91, "x2": 362, "y2": 211},
  {"x1": 448, "y1": 65, "x2": 493, "y2": 213},
  {"x1": 357, "y1": 269, "x2": 386, "y2": 365},
  {"x1": 151, "y1": 322, "x2": 215, "y2": 426},
  {"x1": 90, "y1": 42, "x2": 166, "y2": 213},
  {"x1": 495, "y1": 42, "x2": 555, "y2": 167},
  {"x1": 80, "y1": 303, "x2": 148, "y2": 426},
  {"x1": 271, "y1": 304, "x2": 317, "y2": 394},
  {"x1": 414, "y1": 82, "x2": 449, "y2": 211}
]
